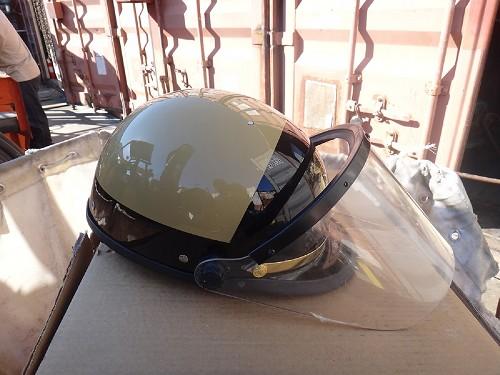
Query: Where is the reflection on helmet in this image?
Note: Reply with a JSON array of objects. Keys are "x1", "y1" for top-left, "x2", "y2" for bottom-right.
[
  {"x1": 89, "y1": 89, "x2": 332, "y2": 276},
  {"x1": 88, "y1": 88, "x2": 454, "y2": 330}
]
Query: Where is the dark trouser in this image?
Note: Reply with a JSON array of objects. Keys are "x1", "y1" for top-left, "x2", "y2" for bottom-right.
[{"x1": 19, "y1": 75, "x2": 52, "y2": 148}]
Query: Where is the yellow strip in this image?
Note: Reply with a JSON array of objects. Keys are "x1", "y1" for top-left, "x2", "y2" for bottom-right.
[{"x1": 358, "y1": 261, "x2": 384, "y2": 289}]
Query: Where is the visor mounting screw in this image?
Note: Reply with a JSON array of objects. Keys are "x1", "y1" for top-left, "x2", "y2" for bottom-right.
[
  {"x1": 450, "y1": 230, "x2": 460, "y2": 241},
  {"x1": 247, "y1": 120, "x2": 255, "y2": 126},
  {"x1": 178, "y1": 254, "x2": 189, "y2": 263},
  {"x1": 252, "y1": 264, "x2": 268, "y2": 278},
  {"x1": 344, "y1": 181, "x2": 349, "y2": 187},
  {"x1": 268, "y1": 249, "x2": 276, "y2": 256}
]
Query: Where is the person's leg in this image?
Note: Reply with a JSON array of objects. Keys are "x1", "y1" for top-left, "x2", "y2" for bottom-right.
[{"x1": 19, "y1": 76, "x2": 52, "y2": 148}]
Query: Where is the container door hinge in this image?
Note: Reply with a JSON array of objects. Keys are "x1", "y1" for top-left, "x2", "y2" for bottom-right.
[
  {"x1": 346, "y1": 98, "x2": 412, "y2": 123},
  {"x1": 108, "y1": 27, "x2": 119, "y2": 38},
  {"x1": 346, "y1": 73, "x2": 362, "y2": 84},
  {"x1": 270, "y1": 31, "x2": 294, "y2": 46},
  {"x1": 251, "y1": 27, "x2": 266, "y2": 45},
  {"x1": 368, "y1": 131, "x2": 399, "y2": 154}
]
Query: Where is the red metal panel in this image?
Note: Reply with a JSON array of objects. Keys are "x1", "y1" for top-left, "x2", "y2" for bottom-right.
[
  {"x1": 158, "y1": 0, "x2": 267, "y2": 102},
  {"x1": 290, "y1": 1, "x2": 456, "y2": 156},
  {"x1": 43, "y1": 0, "x2": 499, "y2": 168},
  {"x1": 46, "y1": 0, "x2": 126, "y2": 112},
  {"x1": 114, "y1": 0, "x2": 156, "y2": 109},
  {"x1": 289, "y1": 0, "x2": 498, "y2": 168},
  {"x1": 115, "y1": 0, "x2": 269, "y2": 109}
]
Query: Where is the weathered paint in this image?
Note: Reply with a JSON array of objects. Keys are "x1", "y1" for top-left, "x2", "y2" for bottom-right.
[{"x1": 45, "y1": 0, "x2": 500, "y2": 169}]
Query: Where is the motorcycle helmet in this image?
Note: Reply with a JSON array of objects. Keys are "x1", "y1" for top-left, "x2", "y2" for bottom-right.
[{"x1": 87, "y1": 89, "x2": 454, "y2": 330}]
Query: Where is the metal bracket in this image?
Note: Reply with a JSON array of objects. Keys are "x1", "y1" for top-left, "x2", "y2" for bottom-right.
[
  {"x1": 251, "y1": 27, "x2": 266, "y2": 45},
  {"x1": 108, "y1": 27, "x2": 119, "y2": 38},
  {"x1": 252, "y1": 29, "x2": 294, "y2": 47},
  {"x1": 346, "y1": 99, "x2": 359, "y2": 113},
  {"x1": 346, "y1": 73, "x2": 362, "y2": 84},
  {"x1": 368, "y1": 131, "x2": 399, "y2": 154},
  {"x1": 425, "y1": 81, "x2": 448, "y2": 96},
  {"x1": 346, "y1": 98, "x2": 412, "y2": 123},
  {"x1": 373, "y1": 96, "x2": 386, "y2": 122},
  {"x1": 141, "y1": 64, "x2": 155, "y2": 73},
  {"x1": 270, "y1": 31, "x2": 294, "y2": 46}
]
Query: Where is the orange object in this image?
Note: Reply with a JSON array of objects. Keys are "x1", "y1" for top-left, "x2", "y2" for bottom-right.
[{"x1": 0, "y1": 77, "x2": 31, "y2": 150}]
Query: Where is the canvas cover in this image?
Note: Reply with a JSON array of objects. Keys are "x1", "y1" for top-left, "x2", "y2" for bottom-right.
[{"x1": 0, "y1": 131, "x2": 110, "y2": 373}]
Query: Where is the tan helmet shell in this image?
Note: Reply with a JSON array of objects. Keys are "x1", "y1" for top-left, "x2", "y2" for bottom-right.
[{"x1": 96, "y1": 89, "x2": 291, "y2": 242}]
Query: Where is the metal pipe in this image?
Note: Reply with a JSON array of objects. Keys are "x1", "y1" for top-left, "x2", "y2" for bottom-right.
[
  {"x1": 132, "y1": 3, "x2": 149, "y2": 101},
  {"x1": 421, "y1": 0, "x2": 455, "y2": 159},
  {"x1": 71, "y1": 0, "x2": 98, "y2": 106},
  {"x1": 342, "y1": 0, "x2": 360, "y2": 124},
  {"x1": 269, "y1": 0, "x2": 278, "y2": 110},
  {"x1": 52, "y1": 18, "x2": 76, "y2": 104},
  {"x1": 263, "y1": 0, "x2": 271, "y2": 104},
  {"x1": 152, "y1": 0, "x2": 170, "y2": 93},
  {"x1": 457, "y1": 172, "x2": 500, "y2": 185},
  {"x1": 104, "y1": 0, "x2": 131, "y2": 115},
  {"x1": 196, "y1": 0, "x2": 208, "y2": 88},
  {"x1": 282, "y1": 0, "x2": 295, "y2": 119}
]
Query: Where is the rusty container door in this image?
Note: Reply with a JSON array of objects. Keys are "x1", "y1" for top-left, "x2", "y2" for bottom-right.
[
  {"x1": 114, "y1": 0, "x2": 158, "y2": 110},
  {"x1": 44, "y1": 0, "x2": 128, "y2": 113},
  {"x1": 283, "y1": 0, "x2": 498, "y2": 168},
  {"x1": 42, "y1": 0, "x2": 498, "y2": 169},
  {"x1": 115, "y1": 0, "x2": 270, "y2": 109},
  {"x1": 286, "y1": 0, "x2": 457, "y2": 156}
]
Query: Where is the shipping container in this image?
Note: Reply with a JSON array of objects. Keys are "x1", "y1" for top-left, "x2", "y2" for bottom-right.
[{"x1": 43, "y1": 0, "x2": 500, "y2": 171}]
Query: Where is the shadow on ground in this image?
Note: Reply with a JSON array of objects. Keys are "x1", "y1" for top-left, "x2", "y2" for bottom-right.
[{"x1": 44, "y1": 103, "x2": 119, "y2": 144}]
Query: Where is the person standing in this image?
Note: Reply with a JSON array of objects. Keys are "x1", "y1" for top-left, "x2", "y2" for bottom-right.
[{"x1": 0, "y1": 10, "x2": 52, "y2": 148}]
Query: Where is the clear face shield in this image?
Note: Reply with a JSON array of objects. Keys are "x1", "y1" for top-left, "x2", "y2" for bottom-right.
[{"x1": 194, "y1": 126, "x2": 454, "y2": 330}]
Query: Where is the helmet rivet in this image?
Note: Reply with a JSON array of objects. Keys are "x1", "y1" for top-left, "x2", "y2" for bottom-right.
[
  {"x1": 268, "y1": 248, "x2": 276, "y2": 256},
  {"x1": 247, "y1": 120, "x2": 254, "y2": 126},
  {"x1": 252, "y1": 264, "x2": 268, "y2": 278},
  {"x1": 178, "y1": 254, "x2": 189, "y2": 263},
  {"x1": 450, "y1": 230, "x2": 460, "y2": 241},
  {"x1": 344, "y1": 181, "x2": 349, "y2": 187}
]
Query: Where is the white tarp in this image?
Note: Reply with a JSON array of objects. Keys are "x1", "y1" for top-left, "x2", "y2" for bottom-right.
[{"x1": 0, "y1": 131, "x2": 110, "y2": 374}]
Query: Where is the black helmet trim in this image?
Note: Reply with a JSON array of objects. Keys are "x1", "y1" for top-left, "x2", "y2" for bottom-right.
[
  {"x1": 87, "y1": 124, "x2": 369, "y2": 279},
  {"x1": 86, "y1": 204, "x2": 194, "y2": 280},
  {"x1": 247, "y1": 124, "x2": 369, "y2": 264},
  {"x1": 245, "y1": 140, "x2": 315, "y2": 234}
]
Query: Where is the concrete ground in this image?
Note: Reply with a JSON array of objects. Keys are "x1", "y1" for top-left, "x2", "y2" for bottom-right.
[
  {"x1": 39, "y1": 84, "x2": 119, "y2": 143},
  {"x1": 45, "y1": 103, "x2": 119, "y2": 143}
]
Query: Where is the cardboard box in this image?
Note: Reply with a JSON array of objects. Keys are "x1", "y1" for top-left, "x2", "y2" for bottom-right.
[{"x1": 32, "y1": 244, "x2": 500, "y2": 374}]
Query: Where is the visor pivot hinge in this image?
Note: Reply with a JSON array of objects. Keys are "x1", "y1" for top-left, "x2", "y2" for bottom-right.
[{"x1": 252, "y1": 264, "x2": 268, "y2": 278}]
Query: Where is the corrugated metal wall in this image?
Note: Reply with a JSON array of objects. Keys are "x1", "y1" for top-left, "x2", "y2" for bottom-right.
[{"x1": 43, "y1": 0, "x2": 499, "y2": 169}]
